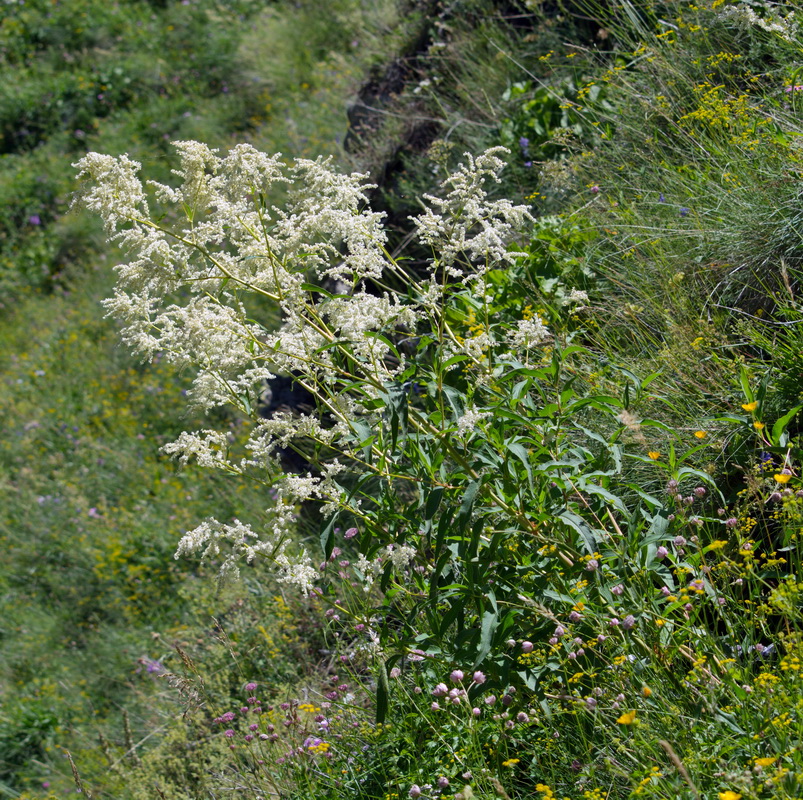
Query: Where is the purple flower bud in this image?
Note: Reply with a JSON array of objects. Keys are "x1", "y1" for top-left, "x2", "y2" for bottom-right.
[
  {"x1": 516, "y1": 712, "x2": 529, "y2": 723},
  {"x1": 693, "y1": 486, "x2": 706, "y2": 498},
  {"x1": 622, "y1": 615, "x2": 636, "y2": 630},
  {"x1": 548, "y1": 637, "x2": 558, "y2": 645},
  {"x1": 450, "y1": 670, "x2": 464, "y2": 683},
  {"x1": 472, "y1": 707, "x2": 481, "y2": 717},
  {"x1": 586, "y1": 559, "x2": 599, "y2": 571},
  {"x1": 521, "y1": 641, "x2": 534, "y2": 653},
  {"x1": 438, "y1": 777, "x2": 450, "y2": 789},
  {"x1": 485, "y1": 694, "x2": 497, "y2": 705},
  {"x1": 245, "y1": 682, "x2": 257, "y2": 692},
  {"x1": 432, "y1": 683, "x2": 448, "y2": 697},
  {"x1": 612, "y1": 584, "x2": 624, "y2": 596},
  {"x1": 554, "y1": 625, "x2": 566, "y2": 637},
  {"x1": 569, "y1": 610, "x2": 582, "y2": 622},
  {"x1": 657, "y1": 546, "x2": 669, "y2": 559},
  {"x1": 409, "y1": 785, "x2": 422, "y2": 798},
  {"x1": 431, "y1": 702, "x2": 440, "y2": 711},
  {"x1": 568, "y1": 651, "x2": 577, "y2": 660},
  {"x1": 674, "y1": 535, "x2": 687, "y2": 547},
  {"x1": 344, "y1": 527, "x2": 358, "y2": 539},
  {"x1": 473, "y1": 671, "x2": 486, "y2": 684},
  {"x1": 609, "y1": 617, "x2": 619, "y2": 626}
]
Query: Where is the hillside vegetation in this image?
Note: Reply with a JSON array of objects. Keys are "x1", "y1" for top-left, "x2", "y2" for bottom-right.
[{"x1": 2, "y1": 1, "x2": 803, "y2": 799}]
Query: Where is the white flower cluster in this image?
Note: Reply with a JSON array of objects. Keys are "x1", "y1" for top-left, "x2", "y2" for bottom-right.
[
  {"x1": 456, "y1": 406, "x2": 491, "y2": 436},
  {"x1": 719, "y1": 1, "x2": 798, "y2": 41},
  {"x1": 413, "y1": 147, "x2": 533, "y2": 278},
  {"x1": 511, "y1": 315, "x2": 550, "y2": 349},
  {"x1": 175, "y1": 517, "x2": 283, "y2": 581},
  {"x1": 74, "y1": 140, "x2": 538, "y2": 591},
  {"x1": 565, "y1": 288, "x2": 589, "y2": 306},
  {"x1": 354, "y1": 543, "x2": 417, "y2": 592}
]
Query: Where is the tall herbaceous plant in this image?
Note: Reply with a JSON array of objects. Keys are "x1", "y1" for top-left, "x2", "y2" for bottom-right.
[{"x1": 73, "y1": 142, "x2": 654, "y2": 702}]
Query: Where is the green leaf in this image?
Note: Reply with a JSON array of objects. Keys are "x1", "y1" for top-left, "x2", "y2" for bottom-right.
[
  {"x1": 364, "y1": 330, "x2": 401, "y2": 360},
  {"x1": 376, "y1": 660, "x2": 389, "y2": 723},
  {"x1": 438, "y1": 599, "x2": 466, "y2": 637},
  {"x1": 320, "y1": 513, "x2": 339, "y2": 560},
  {"x1": 441, "y1": 354, "x2": 470, "y2": 372},
  {"x1": 577, "y1": 480, "x2": 627, "y2": 513},
  {"x1": 456, "y1": 480, "x2": 481, "y2": 534},
  {"x1": 772, "y1": 405, "x2": 802, "y2": 447},
  {"x1": 425, "y1": 487, "x2": 444, "y2": 520},
  {"x1": 557, "y1": 508, "x2": 599, "y2": 552},
  {"x1": 507, "y1": 442, "x2": 534, "y2": 491},
  {"x1": 475, "y1": 607, "x2": 498, "y2": 666},
  {"x1": 739, "y1": 365, "x2": 753, "y2": 404},
  {"x1": 713, "y1": 709, "x2": 746, "y2": 736},
  {"x1": 382, "y1": 381, "x2": 408, "y2": 449},
  {"x1": 301, "y1": 282, "x2": 334, "y2": 297}
]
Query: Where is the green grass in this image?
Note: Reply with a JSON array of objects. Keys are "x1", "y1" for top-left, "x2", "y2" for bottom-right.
[{"x1": 0, "y1": 0, "x2": 400, "y2": 795}]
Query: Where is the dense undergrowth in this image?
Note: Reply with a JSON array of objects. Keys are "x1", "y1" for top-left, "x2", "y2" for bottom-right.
[{"x1": 3, "y1": 0, "x2": 803, "y2": 798}]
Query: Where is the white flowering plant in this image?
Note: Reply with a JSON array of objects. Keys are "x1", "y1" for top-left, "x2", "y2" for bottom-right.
[{"x1": 74, "y1": 141, "x2": 719, "y2": 717}]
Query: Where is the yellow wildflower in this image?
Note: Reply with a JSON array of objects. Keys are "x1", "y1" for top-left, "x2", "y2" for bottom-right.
[
  {"x1": 753, "y1": 757, "x2": 775, "y2": 767},
  {"x1": 617, "y1": 710, "x2": 637, "y2": 725},
  {"x1": 648, "y1": 451, "x2": 660, "y2": 460},
  {"x1": 718, "y1": 792, "x2": 741, "y2": 800},
  {"x1": 774, "y1": 473, "x2": 792, "y2": 484},
  {"x1": 742, "y1": 402, "x2": 758, "y2": 412},
  {"x1": 694, "y1": 430, "x2": 707, "y2": 439},
  {"x1": 754, "y1": 422, "x2": 765, "y2": 431}
]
